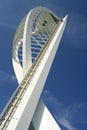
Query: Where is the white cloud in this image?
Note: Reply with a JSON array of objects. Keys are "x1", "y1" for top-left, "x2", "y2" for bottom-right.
[
  {"x1": 59, "y1": 118, "x2": 77, "y2": 130},
  {"x1": 0, "y1": 71, "x2": 16, "y2": 84},
  {"x1": 42, "y1": 90, "x2": 82, "y2": 130}
]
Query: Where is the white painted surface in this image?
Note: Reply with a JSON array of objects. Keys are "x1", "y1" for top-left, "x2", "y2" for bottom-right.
[
  {"x1": 32, "y1": 15, "x2": 67, "y2": 130},
  {"x1": 7, "y1": 7, "x2": 68, "y2": 130},
  {"x1": 32, "y1": 100, "x2": 61, "y2": 130}
]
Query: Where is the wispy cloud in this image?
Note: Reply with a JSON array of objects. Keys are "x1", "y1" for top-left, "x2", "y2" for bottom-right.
[
  {"x1": 59, "y1": 118, "x2": 77, "y2": 130},
  {"x1": 42, "y1": 90, "x2": 85, "y2": 130},
  {"x1": 0, "y1": 71, "x2": 17, "y2": 84}
]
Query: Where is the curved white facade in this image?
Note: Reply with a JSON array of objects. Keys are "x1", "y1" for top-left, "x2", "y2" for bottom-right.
[{"x1": 0, "y1": 7, "x2": 67, "y2": 130}]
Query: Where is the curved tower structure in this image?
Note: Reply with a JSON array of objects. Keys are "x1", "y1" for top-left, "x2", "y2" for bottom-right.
[{"x1": 0, "y1": 7, "x2": 67, "y2": 130}]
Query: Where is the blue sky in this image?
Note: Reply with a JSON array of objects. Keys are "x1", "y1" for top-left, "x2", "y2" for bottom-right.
[{"x1": 0, "y1": 0, "x2": 87, "y2": 130}]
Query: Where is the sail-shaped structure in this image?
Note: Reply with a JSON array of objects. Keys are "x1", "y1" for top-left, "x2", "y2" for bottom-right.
[{"x1": 0, "y1": 6, "x2": 67, "y2": 130}]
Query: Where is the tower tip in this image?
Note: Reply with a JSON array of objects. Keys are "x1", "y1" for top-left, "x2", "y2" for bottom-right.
[{"x1": 63, "y1": 15, "x2": 68, "y2": 22}]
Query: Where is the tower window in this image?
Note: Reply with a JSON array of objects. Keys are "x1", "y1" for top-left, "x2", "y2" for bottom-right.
[{"x1": 42, "y1": 20, "x2": 47, "y2": 26}]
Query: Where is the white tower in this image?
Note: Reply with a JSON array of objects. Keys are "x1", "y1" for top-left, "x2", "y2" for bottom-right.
[{"x1": 0, "y1": 6, "x2": 67, "y2": 130}]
